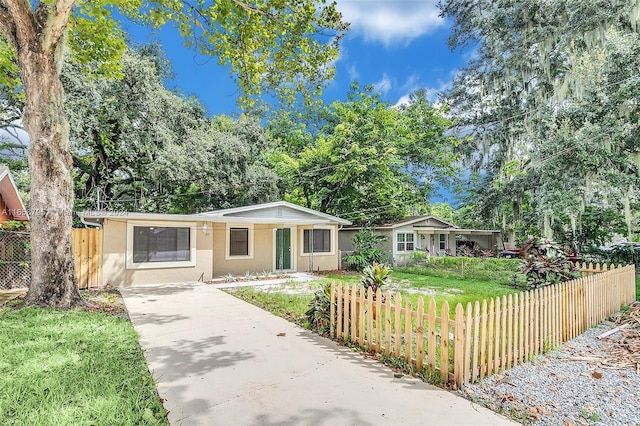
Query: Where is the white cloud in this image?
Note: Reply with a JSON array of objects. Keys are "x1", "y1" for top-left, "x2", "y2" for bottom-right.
[
  {"x1": 395, "y1": 93, "x2": 412, "y2": 107},
  {"x1": 394, "y1": 69, "x2": 459, "y2": 107},
  {"x1": 336, "y1": 0, "x2": 444, "y2": 47},
  {"x1": 347, "y1": 64, "x2": 360, "y2": 81},
  {"x1": 400, "y1": 73, "x2": 420, "y2": 92},
  {"x1": 373, "y1": 73, "x2": 392, "y2": 94}
]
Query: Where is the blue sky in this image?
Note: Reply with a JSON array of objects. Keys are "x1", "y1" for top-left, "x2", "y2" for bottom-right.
[{"x1": 122, "y1": 1, "x2": 470, "y2": 116}]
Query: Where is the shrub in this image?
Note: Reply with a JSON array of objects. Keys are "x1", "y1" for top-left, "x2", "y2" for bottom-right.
[
  {"x1": 306, "y1": 283, "x2": 333, "y2": 335},
  {"x1": 343, "y1": 228, "x2": 388, "y2": 271},
  {"x1": 407, "y1": 250, "x2": 428, "y2": 266},
  {"x1": 519, "y1": 237, "x2": 579, "y2": 290}
]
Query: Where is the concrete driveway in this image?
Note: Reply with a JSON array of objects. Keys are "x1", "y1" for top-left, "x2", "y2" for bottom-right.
[{"x1": 120, "y1": 282, "x2": 516, "y2": 426}]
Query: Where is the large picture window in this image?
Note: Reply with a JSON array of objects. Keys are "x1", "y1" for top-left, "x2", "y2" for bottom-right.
[
  {"x1": 229, "y1": 228, "x2": 249, "y2": 256},
  {"x1": 397, "y1": 233, "x2": 414, "y2": 252},
  {"x1": 133, "y1": 226, "x2": 190, "y2": 263},
  {"x1": 303, "y1": 229, "x2": 331, "y2": 253}
]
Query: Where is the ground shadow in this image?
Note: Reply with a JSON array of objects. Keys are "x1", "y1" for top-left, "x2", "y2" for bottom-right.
[
  {"x1": 128, "y1": 311, "x2": 190, "y2": 326},
  {"x1": 143, "y1": 334, "x2": 254, "y2": 380},
  {"x1": 295, "y1": 327, "x2": 440, "y2": 393},
  {"x1": 119, "y1": 283, "x2": 200, "y2": 298}
]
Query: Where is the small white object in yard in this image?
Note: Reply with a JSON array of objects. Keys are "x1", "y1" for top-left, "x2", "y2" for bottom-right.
[{"x1": 596, "y1": 323, "x2": 630, "y2": 339}]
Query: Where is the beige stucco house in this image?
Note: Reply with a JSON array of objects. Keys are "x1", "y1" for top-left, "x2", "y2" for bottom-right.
[
  {"x1": 339, "y1": 215, "x2": 501, "y2": 266},
  {"x1": 79, "y1": 201, "x2": 351, "y2": 286}
]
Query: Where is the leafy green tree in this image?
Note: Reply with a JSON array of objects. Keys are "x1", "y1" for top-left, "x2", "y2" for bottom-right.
[
  {"x1": 152, "y1": 115, "x2": 280, "y2": 213},
  {"x1": 271, "y1": 85, "x2": 459, "y2": 222},
  {"x1": 63, "y1": 46, "x2": 207, "y2": 213},
  {"x1": 0, "y1": 0, "x2": 348, "y2": 307},
  {"x1": 440, "y1": 0, "x2": 640, "y2": 246}
]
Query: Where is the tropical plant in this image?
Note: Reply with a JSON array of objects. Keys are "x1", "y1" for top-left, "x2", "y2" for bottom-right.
[
  {"x1": 306, "y1": 283, "x2": 333, "y2": 335},
  {"x1": 519, "y1": 237, "x2": 579, "y2": 290},
  {"x1": 343, "y1": 228, "x2": 388, "y2": 271},
  {"x1": 458, "y1": 246, "x2": 474, "y2": 258},
  {"x1": 359, "y1": 262, "x2": 392, "y2": 294}
]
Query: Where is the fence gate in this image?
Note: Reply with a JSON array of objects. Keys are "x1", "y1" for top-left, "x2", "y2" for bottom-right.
[{"x1": 0, "y1": 230, "x2": 31, "y2": 290}]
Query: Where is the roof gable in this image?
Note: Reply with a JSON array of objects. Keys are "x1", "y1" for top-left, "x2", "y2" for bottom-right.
[
  {"x1": 197, "y1": 201, "x2": 351, "y2": 225},
  {"x1": 342, "y1": 215, "x2": 458, "y2": 230}
]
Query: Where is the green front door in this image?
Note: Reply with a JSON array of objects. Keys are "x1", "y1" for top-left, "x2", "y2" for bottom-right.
[{"x1": 275, "y1": 228, "x2": 291, "y2": 270}]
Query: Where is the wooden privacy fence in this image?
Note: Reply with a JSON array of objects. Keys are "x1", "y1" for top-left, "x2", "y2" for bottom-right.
[
  {"x1": 72, "y1": 228, "x2": 102, "y2": 289},
  {"x1": 329, "y1": 263, "x2": 636, "y2": 387}
]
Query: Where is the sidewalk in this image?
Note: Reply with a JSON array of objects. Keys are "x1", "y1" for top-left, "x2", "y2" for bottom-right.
[{"x1": 120, "y1": 282, "x2": 516, "y2": 425}]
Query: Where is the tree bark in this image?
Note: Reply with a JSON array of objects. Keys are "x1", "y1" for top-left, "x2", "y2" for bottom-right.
[
  {"x1": 5, "y1": 2, "x2": 82, "y2": 308},
  {"x1": 22, "y1": 51, "x2": 81, "y2": 308}
]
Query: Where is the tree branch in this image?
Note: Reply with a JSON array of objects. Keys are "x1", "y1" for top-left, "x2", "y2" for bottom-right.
[
  {"x1": 41, "y1": 0, "x2": 75, "y2": 53},
  {"x1": 0, "y1": 5, "x2": 16, "y2": 44},
  {"x1": 230, "y1": 0, "x2": 271, "y2": 16},
  {"x1": 3, "y1": 0, "x2": 34, "y2": 50}
]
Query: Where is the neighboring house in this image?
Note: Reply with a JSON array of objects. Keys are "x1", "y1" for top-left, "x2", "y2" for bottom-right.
[
  {"x1": 0, "y1": 166, "x2": 29, "y2": 223},
  {"x1": 78, "y1": 201, "x2": 351, "y2": 286},
  {"x1": 339, "y1": 216, "x2": 501, "y2": 266}
]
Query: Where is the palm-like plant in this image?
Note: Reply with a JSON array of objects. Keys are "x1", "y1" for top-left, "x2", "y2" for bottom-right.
[{"x1": 360, "y1": 262, "x2": 392, "y2": 294}]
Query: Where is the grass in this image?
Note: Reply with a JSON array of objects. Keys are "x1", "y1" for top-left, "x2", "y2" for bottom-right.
[
  {"x1": 390, "y1": 271, "x2": 519, "y2": 309},
  {"x1": 0, "y1": 307, "x2": 167, "y2": 425},
  {"x1": 228, "y1": 287, "x2": 311, "y2": 328},
  {"x1": 228, "y1": 261, "x2": 521, "y2": 327}
]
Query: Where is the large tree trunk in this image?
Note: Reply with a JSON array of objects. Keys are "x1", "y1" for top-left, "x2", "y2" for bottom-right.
[{"x1": 19, "y1": 42, "x2": 81, "y2": 307}]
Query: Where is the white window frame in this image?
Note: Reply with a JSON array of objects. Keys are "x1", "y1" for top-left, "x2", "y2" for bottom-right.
[
  {"x1": 225, "y1": 223, "x2": 254, "y2": 260},
  {"x1": 300, "y1": 226, "x2": 335, "y2": 257},
  {"x1": 126, "y1": 221, "x2": 196, "y2": 270},
  {"x1": 396, "y1": 232, "x2": 415, "y2": 253},
  {"x1": 439, "y1": 233, "x2": 447, "y2": 251}
]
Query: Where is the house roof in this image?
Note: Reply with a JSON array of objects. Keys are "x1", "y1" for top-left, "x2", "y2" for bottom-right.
[
  {"x1": 341, "y1": 215, "x2": 459, "y2": 230},
  {"x1": 78, "y1": 201, "x2": 351, "y2": 226},
  {"x1": 341, "y1": 214, "x2": 500, "y2": 234},
  {"x1": 0, "y1": 166, "x2": 28, "y2": 221},
  {"x1": 197, "y1": 201, "x2": 351, "y2": 225}
]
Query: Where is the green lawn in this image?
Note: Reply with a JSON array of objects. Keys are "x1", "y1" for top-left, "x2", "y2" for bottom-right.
[
  {"x1": 228, "y1": 287, "x2": 311, "y2": 328},
  {"x1": 228, "y1": 265, "x2": 520, "y2": 326},
  {"x1": 0, "y1": 307, "x2": 167, "y2": 425},
  {"x1": 390, "y1": 271, "x2": 519, "y2": 309}
]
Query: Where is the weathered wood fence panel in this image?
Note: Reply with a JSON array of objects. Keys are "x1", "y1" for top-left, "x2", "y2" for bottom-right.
[
  {"x1": 72, "y1": 228, "x2": 103, "y2": 289},
  {"x1": 329, "y1": 263, "x2": 636, "y2": 387}
]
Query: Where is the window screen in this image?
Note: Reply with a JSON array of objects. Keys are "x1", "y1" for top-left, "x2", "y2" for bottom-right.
[
  {"x1": 303, "y1": 229, "x2": 331, "y2": 253},
  {"x1": 229, "y1": 228, "x2": 249, "y2": 256},
  {"x1": 133, "y1": 227, "x2": 190, "y2": 263}
]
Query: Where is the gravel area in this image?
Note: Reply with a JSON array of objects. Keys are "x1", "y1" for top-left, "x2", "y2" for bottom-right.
[{"x1": 461, "y1": 323, "x2": 640, "y2": 425}]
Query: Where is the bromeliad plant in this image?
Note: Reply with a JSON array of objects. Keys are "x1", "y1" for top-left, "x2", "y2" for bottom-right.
[{"x1": 519, "y1": 237, "x2": 578, "y2": 290}]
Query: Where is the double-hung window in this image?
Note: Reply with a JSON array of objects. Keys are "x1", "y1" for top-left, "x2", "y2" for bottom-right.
[
  {"x1": 397, "y1": 233, "x2": 414, "y2": 252},
  {"x1": 439, "y1": 234, "x2": 446, "y2": 250}
]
